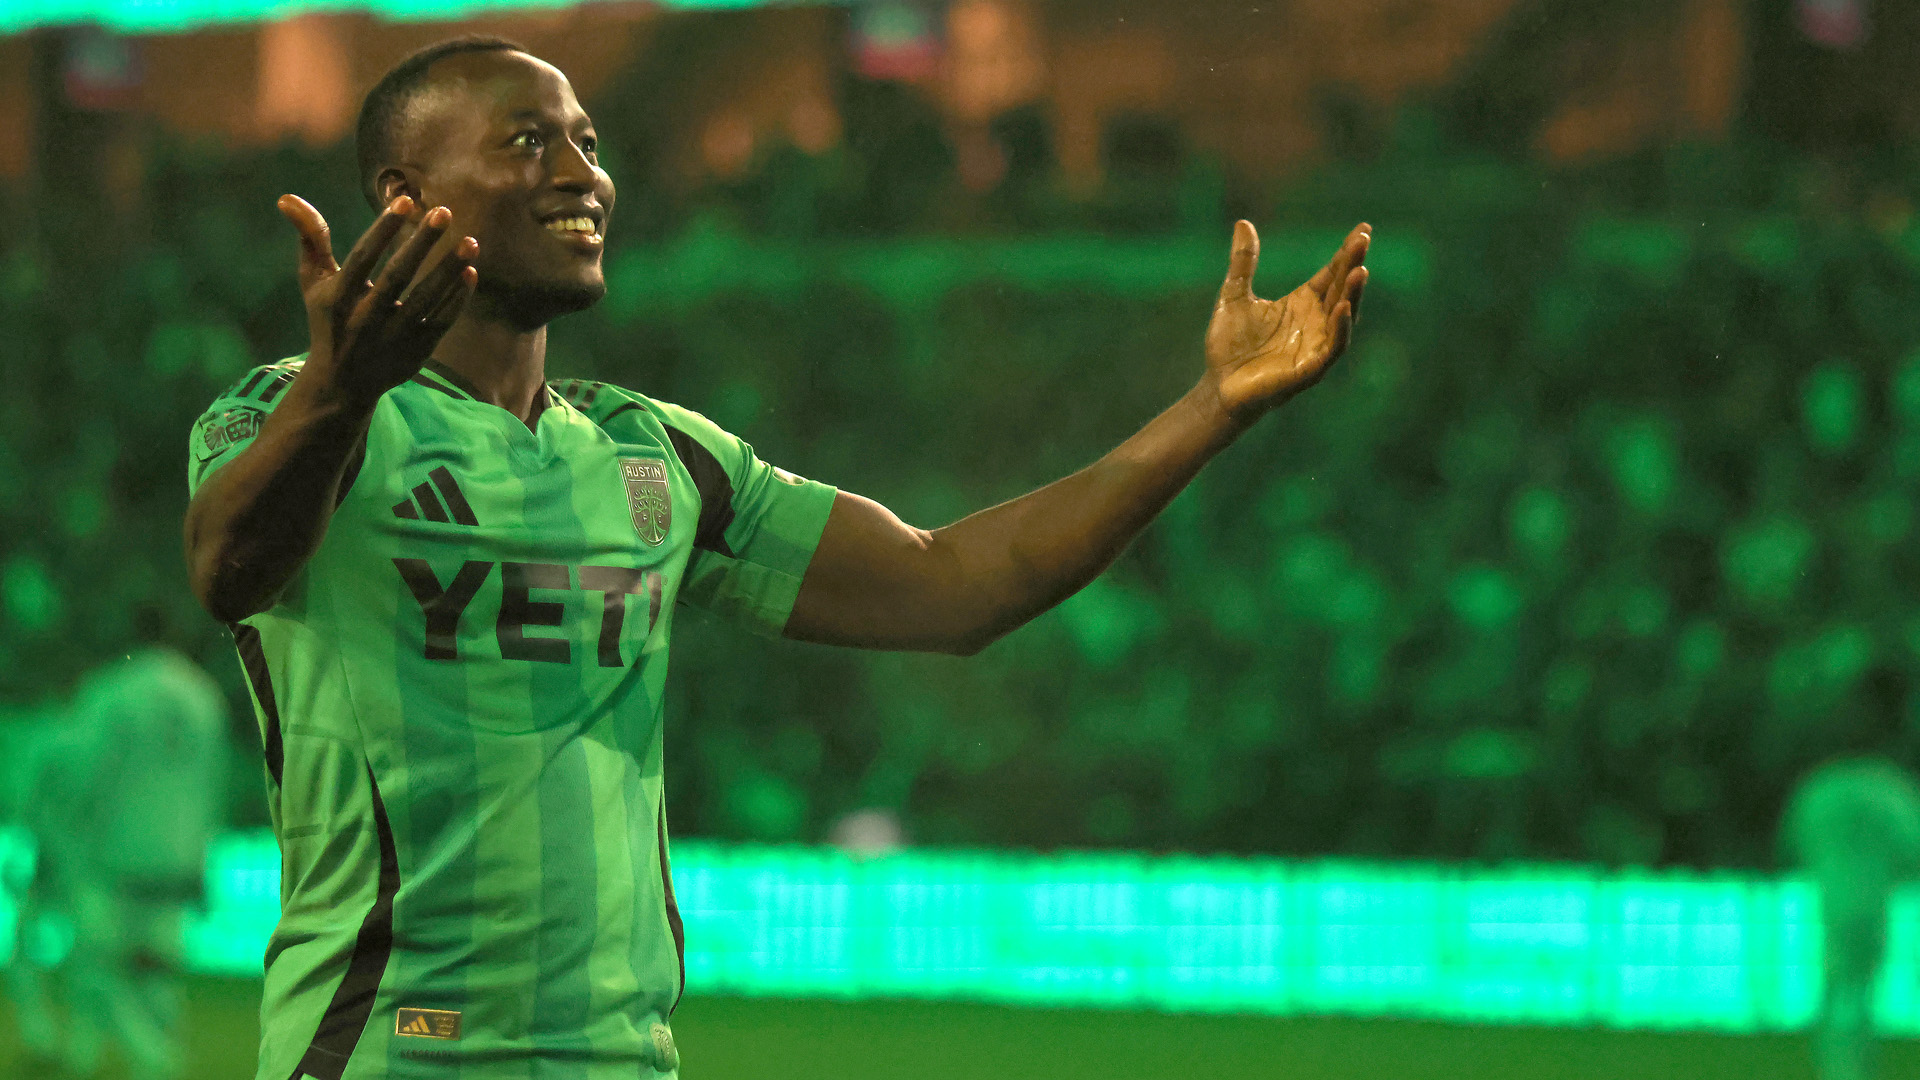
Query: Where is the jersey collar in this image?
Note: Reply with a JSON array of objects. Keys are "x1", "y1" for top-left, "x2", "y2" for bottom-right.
[{"x1": 417, "y1": 359, "x2": 559, "y2": 427}]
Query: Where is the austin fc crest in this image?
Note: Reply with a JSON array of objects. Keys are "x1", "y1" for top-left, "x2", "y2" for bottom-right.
[{"x1": 620, "y1": 458, "x2": 671, "y2": 546}]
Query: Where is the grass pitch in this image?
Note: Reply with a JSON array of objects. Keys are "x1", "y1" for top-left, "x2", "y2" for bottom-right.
[{"x1": 4, "y1": 976, "x2": 1917, "y2": 1079}]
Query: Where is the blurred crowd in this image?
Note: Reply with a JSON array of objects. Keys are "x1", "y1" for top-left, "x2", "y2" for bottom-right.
[{"x1": 5, "y1": 56, "x2": 1920, "y2": 871}]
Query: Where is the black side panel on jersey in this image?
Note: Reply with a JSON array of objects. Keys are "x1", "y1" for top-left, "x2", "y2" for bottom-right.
[
  {"x1": 662, "y1": 425, "x2": 737, "y2": 557},
  {"x1": 657, "y1": 791, "x2": 685, "y2": 1015},
  {"x1": 288, "y1": 766, "x2": 400, "y2": 1080},
  {"x1": 231, "y1": 623, "x2": 285, "y2": 788}
]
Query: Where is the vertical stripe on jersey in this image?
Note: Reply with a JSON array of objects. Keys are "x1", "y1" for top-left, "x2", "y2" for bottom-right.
[
  {"x1": 573, "y1": 403, "x2": 684, "y2": 1035},
  {"x1": 532, "y1": 729, "x2": 597, "y2": 1069},
  {"x1": 579, "y1": 664, "x2": 663, "y2": 1052},
  {"x1": 383, "y1": 398, "x2": 481, "y2": 1076},
  {"x1": 554, "y1": 398, "x2": 689, "y2": 1035},
  {"x1": 521, "y1": 433, "x2": 597, "y2": 1075},
  {"x1": 289, "y1": 766, "x2": 399, "y2": 1080},
  {"x1": 620, "y1": 749, "x2": 664, "y2": 1024}
]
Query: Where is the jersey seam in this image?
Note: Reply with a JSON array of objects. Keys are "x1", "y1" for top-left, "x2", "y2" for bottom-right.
[{"x1": 326, "y1": 618, "x2": 377, "y2": 783}]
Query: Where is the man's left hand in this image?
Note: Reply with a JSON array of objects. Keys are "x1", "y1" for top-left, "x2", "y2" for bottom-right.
[{"x1": 1203, "y1": 220, "x2": 1370, "y2": 421}]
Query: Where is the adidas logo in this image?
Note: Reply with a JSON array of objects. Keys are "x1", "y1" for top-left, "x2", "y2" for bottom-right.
[
  {"x1": 394, "y1": 1007, "x2": 460, "y2": 1039},
  {"x1": 394, "y1": 466, "x2": 478, "y2": 526}
]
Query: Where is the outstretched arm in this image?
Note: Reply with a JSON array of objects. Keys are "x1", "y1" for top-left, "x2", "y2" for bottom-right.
[{"x1": 785, "y1": 220, "x2": 1370, "y2": 654}]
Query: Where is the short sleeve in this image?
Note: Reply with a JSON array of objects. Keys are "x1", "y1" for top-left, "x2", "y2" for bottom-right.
[
  {"x1": 186, "y1": 359, "x2": 305, "y2": 496},
  {"x1": 651, "y1": 402, "x2": 837, "y2": 636}
]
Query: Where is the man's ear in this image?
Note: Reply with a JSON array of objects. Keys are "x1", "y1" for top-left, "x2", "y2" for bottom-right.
[{"x1": 376, "y1": 168, "x2": 420, "y2": 209}]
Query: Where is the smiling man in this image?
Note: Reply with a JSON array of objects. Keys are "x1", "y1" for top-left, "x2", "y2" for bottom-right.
[{"x1": 182, "y1": 36, "x2": 1368, "y2": 1080}]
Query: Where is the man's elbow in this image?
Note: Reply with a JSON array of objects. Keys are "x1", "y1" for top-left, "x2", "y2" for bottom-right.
[
  {"x1": 199, "y1": 589, "x2": 263, "y2": 626},
  {"x1": 196, "y1": 568, "x2": 277, "y2": 624},
  {"x1": 943, "y1": 634, "x2": 989, "y2": 658},
  {"x1": 189, "y1": 560, "x2": 254, "y2": 625},
  {"x1": 184, "y1": 531, "x2": 266, "y2": 625},
  {"x1": 942, "y1": 619, "x2": 1013, "y2": 657}
]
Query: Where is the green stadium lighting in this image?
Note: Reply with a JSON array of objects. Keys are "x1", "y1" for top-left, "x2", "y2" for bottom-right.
[
  {"x1": 7, "y1": 828, "x2": 1918, "y2": 1034},
  {"x1": 0, "y1": 0, "x2": 841, "y2": 35}
]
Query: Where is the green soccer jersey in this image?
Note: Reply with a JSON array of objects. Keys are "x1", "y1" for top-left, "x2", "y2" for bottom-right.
[{"x1": 187, "y1": 358, "x2": 836, "y2": 1080}]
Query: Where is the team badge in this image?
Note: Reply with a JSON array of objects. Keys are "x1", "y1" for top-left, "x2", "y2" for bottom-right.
[
  {"x1": 191, "y1": 405, "x2": 267, "y2": 482},
  {"x1": 621, "y1": 457, "x2": 672, "y2": 546},
  {"x1": 196, "y1": 405, "x2": 265, "y2": 456}
]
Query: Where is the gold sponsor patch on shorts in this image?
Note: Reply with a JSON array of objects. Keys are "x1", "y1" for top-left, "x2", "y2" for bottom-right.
[{"x1": 395, "y1": 1007, "x2": 461, "y2": 1040}]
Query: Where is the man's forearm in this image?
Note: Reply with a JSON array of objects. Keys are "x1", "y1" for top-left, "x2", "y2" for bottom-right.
[
  {"x1": 184, "y1": 370, "x2": 377, "y2": 622},
  {"x1": 790, "y1": 221, "x2": 1365, "y2": 654},
  {"x1": 929, "y1": 380, "x2": 1250, "y2": 652}
]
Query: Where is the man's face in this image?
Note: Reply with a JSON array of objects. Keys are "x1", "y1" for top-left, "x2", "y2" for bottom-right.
[{"x1": 397, "y1": 51, "x2": 615, "y2": 328}]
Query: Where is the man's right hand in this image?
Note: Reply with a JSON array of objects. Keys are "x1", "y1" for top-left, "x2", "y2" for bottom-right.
[
  {"x1": 184, "y1": 197, "x2": 477, "y2": 622},
  {"x1": 276, "y1": 194, "x2": 478, "y2": 404}
]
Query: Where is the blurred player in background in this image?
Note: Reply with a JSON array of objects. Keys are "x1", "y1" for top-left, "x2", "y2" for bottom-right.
[
  {"x1": 0, "y1": 649, "x2": 230, "y2": 1080},
  {"x1": 1782, "y1": 757, "x2": 1920, "y2": 1080}
]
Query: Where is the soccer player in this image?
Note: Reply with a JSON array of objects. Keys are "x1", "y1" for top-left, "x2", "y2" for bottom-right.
[
  {"x1": 182, "y1": 37, "x2": 1368, "y2": 1080},
  {"x1": 1783, "y1": 757, "x2": 1920, "y2": 1080},
  {"x1": 1, "y1": 650, "x2": 230, "y2": 1080}
]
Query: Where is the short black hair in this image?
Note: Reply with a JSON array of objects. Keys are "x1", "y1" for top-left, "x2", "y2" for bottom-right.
[{"x1": 355, "y1": 35, "x2": 528, "y2": 210}]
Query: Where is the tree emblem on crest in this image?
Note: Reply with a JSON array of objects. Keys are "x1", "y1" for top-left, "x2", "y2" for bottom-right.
[{"x1": 620, "y1": 458, "x2": 672, "y2": 546}]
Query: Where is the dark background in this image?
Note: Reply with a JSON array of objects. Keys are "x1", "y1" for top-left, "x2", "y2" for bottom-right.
[{"x1": 2, "y1": 0, "x2": 1918, "y2": 870}]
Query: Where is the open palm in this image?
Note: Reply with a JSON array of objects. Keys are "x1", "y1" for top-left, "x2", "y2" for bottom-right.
[
  {"x1": 277, "y1": 193, "x2": 478, "y2": 403},
  {"x1": 1204, "y1": 220, "x2": 1370, "y2": 418}
]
